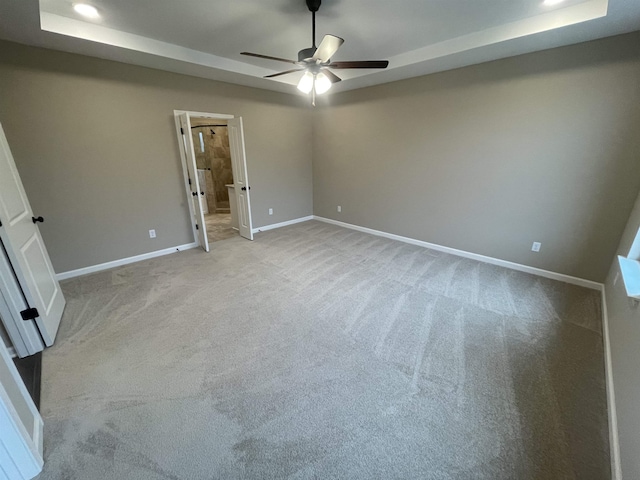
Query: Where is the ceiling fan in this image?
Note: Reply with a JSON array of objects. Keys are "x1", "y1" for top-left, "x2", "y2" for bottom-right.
[{"x1": 241, "y1": 0, "x2": 389, "y2": 105}]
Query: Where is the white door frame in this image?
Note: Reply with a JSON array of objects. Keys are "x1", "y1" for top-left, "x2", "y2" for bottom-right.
[
  {"x1": 173, "y1": 110, "x2": 250, "y2": 247},
  {"x1": 0, "y1": 333, "x2": 44, "y2": 479}
]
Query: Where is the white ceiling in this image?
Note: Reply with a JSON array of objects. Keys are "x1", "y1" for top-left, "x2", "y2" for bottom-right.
[{"x1": 0, "y1": 0, "x2": 639, "y2": 96}]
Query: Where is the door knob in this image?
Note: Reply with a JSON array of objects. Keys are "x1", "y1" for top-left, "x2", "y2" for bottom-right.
[
  {"x1": 200, "y1": 191, "x2": 205, "y2": 195},
  {"x1": 32, "y1": 216, "x2": 44, "y2": 224},
  {"x1": 241, "y1": 186, "x2": 250, "y2": 191}
]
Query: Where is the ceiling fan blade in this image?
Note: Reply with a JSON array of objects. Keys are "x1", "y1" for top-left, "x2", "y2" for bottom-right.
[
  {"x1": 328, "y1": 60, "x2": 390, "y2": 69},
  {"x1": 312, "y1": 34, "x2": 344, "y2": 63},
  {"x1": 264, "y1": 69, "x2": 304, "y2": 78},
  {"x1": 241, "y1": 52, "x2": 298, "y2": 65},
  {"x1": 322, "y1": 69, "x2": 342, "y2": 83}
]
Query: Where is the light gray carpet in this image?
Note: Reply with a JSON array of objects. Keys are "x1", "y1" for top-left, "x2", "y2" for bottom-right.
[{"x1": 38, "y1": 220, "x2": 610, "y2": 479}]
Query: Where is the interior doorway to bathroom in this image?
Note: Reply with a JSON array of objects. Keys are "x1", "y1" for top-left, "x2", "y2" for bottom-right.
[
  {"x1": 190, "y1": 117, "x2": 238, "y2": 244},
  {"x1": 174, "y1": 110, "x2": 254, "y2": 252}
]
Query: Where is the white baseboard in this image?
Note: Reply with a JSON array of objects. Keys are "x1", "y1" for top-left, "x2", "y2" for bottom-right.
[
  {"x1": 56, "y1": 242, "x2": 199, "y2": 280},
  {"x1": 313, "y1": 216, "x2": 602, "y2": 291},
  {"x1": 252, "y1": 215, "x2": 314, "y2": 234},
  {"x1": 601, "y1": 288, "x2": 622, "y2": 480}
]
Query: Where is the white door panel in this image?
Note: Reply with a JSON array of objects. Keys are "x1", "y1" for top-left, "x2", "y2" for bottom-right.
[
  {"x1": 197, "y1": 170, "x2": 209, "y2": 214},
  {"x1": 0, "y1": 336, "x2": 43, "y2": 479},
  {"x1": 228, "y1": 117, "x2": 253, "y2": 240},
  {"x1": 0, "y1": 123, "x2": 65, "y2": 347},
  {"x1": 178, "y1": 114, "x2": 209, "y2": 252},
  {"x1": 0, "y1": 245, "x2": 43, "y2": 357},
  {"x1": 20, "y1": 235, "x2": 58, "y2": 314}
]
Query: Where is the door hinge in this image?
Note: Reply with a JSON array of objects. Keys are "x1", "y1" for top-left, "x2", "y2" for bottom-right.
[
  {"x1": 188, "y1": 178, "x2": 191, "y2": 185},
  {"x1": 180, "y1": 127, "x2": 184, "y2": 135},
  {"x1": 196, "y1": 224, "x2": 199, "y2": 230},
  {"x1": 20, "y1": 307, "x2": 39, "y2": 321}
]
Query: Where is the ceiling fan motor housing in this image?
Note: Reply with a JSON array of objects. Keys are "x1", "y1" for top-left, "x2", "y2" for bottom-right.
[{"x1": 298, "y1": 47, "x2": 317, "y2": 62}]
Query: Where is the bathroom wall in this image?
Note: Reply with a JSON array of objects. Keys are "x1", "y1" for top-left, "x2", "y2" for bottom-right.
[{"x1": 191, "y1": 120, "x2": 233, "y2": 212}]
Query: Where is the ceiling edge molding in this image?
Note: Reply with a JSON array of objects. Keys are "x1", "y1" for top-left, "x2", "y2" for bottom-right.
[
  {"x1": 387, "y1": 0, "x2": 608, "y2": 70},
  {"x1": 40, "y1": 12, "x2": 276, "y2": 80}
]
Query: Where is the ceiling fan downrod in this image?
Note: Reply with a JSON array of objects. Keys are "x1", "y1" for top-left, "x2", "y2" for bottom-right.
[
  {"x1": 301, "y1": 0, "x2": 322, "y2": 61},
  {"x1": 307, "y1": 0, "x2": 322, "y2": 47}
]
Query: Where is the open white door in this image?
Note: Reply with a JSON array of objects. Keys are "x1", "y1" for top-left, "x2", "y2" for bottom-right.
[
  {"x1": 0, "y1": 123, "x2": 65, "y2": 347},
  {"x1": 228, "y1": 117, "x2": 253, "y2": 240},
  {"x1": 0, "y1": 337, "x2": 43, "y2": 479},
  {"x1": 177, "y1": 114, "x2": 209, "y2": 252},
  {"x1": 0, "y1": 248, "x2": 44, "y2": 357}
]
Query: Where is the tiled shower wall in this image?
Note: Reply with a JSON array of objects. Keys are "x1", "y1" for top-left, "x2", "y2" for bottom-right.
[{"x1": 191, "y1": 125, "x2": 233, "y2": 212}]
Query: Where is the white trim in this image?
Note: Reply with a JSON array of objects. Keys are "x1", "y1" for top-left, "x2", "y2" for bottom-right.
[
  {"x1": 601, "y1": 287, "x2": 622, "y2": 480},
  {"x1": 313, "y1": 216, "x2": 602, "y2": 290},
  {"x1": 172, "y1": 110, "x2": 234, "y2": 120},
  {"x1": 39, "y1": 13, "x2": 276, "y2": 81},
  {"x1": 252, "y1": 216, "x2": 314, "y2": 234},
  {"x1": 7, "y1": 347, "x2": 16, "y2": 359},
  {"x1": 55, "y1": 243, "x2": 199, "y2": 280}
]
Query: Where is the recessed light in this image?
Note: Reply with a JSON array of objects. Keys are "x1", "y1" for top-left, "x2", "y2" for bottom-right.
[
  {"x1": 543, "y1": 0, "x2": 565, "y2": 5},
  {"x1": 73, "y1": 3, "x2": 100, "y2": 19}
]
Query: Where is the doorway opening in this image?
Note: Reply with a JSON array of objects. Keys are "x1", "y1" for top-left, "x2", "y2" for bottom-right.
[
  {"x1": 189, "y1": 118, "x2": 237, "y2": 243},
  {"x1": 174, "y1": 111, "x2": 254, "y2": 252}
]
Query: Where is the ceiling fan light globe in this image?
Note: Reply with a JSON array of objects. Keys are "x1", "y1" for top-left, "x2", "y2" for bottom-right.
[
  {"x1": 314, "y1": 72, "x2": 332, "y2": 94},
  {"x1": 73, "y1": 3, "x2": 100, "y2": 18},
  {"x1": 297, "y1": 71, "x2": 314, "y2": 94}
]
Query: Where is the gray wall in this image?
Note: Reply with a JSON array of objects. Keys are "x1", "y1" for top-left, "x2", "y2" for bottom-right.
[
  {"x1": 604, "y1": 190, "x2": 640, "y2": 479},
  {"x1": 313, "y1": 32, "x2": 640, "y2": 282},
  {"x1": 0, "y1": 41, "x2": 313, "y2": 274}
]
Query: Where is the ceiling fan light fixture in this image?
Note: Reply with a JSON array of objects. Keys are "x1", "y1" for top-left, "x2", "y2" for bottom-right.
[
  {"x1": 314, "y1": 72, "x2": 332, "y2": 94},
  {"x1": 242, "y1": 0, "x2": 388, "y2": 105},
  {"x1": 297, "y1": 71, "x2": 314, "y2": 94},
  {"x1": 73, "y1": 3, "x2": 100, "y2": 18}
]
